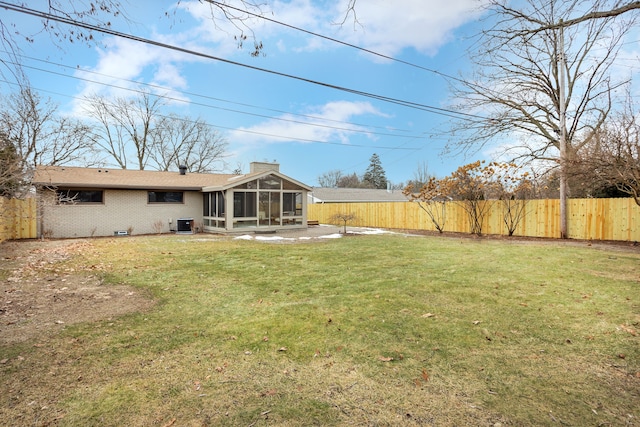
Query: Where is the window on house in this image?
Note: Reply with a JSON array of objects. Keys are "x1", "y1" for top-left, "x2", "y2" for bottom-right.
[
  {"x1": 259, "y1": 175, "x2": 281, "y2": 189},
  {"x1": 283, "y1": 192, "x2": 302, "y2": 216},
  {"x1": 148, "y1": 191, "x2": 184, "y2": 203},
  {"x1": 216, "y1": 192, "x2": 225, "y2": 216},
  {"x1": 233, "y1": 191, "x2": 257, "y2": 218},
  {"x1": 57, "y1": 189, "x2": 104, "y2": 204},
  {"x1": 203, "y1": 192, "x2": 225, "y2": 217},
  {"x1": 203, "y1": 193, "x2": 210, "y2": 217},
  {"x1": 258, "y1": 191, "x2": 281, "y2": 225}
]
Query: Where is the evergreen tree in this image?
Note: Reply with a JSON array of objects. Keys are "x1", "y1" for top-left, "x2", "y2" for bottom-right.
[
  {"x1": 0, "y1": 132, "x2": 24, "y2": 198},
  {"x1": 363, "y1": 153, "x2": 388, "y2": 189}
]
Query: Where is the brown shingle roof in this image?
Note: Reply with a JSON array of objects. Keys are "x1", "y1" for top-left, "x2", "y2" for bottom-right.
[{"x1": 33, "y1": 166, "x2": 244, "y2": 190}]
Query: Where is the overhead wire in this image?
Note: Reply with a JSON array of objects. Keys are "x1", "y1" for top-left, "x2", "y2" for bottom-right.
[
  {"x1": 5, "y1": 54, "x2": 425, "y2": 141},
  {"x1": 0, "y1": 77, "x2": 420, "y2": 151},
  {"x1": 202, "y1": 0, "x2": 470, "y2": 85},
  {"x1": 0, "y1": 0, "x2": 473, "y2": 180},
  {"x1": 0, "y1": 1, "x2": 488, "y2": 122}
]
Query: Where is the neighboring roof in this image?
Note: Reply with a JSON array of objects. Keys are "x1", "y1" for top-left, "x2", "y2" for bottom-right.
[
  {"x1": 309, "y1": 187, "x2": 408, "y2": 203},
  {"x1": 33, "y1": 166, "x2": 311, "y2": 191}
]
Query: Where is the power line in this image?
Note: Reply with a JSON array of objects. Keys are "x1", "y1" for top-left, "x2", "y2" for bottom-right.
[
  {"x1": 6, "y1": 54, "x2": 426, "y2": 141},
  {"x1": 0, "y1": 1, "x2": 488, "y2": 122},
  {"x1": 0, "y1": 77, "x2": 421, "y2": 151},
  {"x1": 202, "y1": 0, "x2": 468, "y2": 84}
]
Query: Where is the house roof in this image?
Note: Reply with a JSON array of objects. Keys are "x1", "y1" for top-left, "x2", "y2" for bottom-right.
[
  {"x1": 33, "y1": 166, "x2": 311, "y2": 191},
  {"x1": 309, "y1": 187, "x2": 408, "y2": 203}
]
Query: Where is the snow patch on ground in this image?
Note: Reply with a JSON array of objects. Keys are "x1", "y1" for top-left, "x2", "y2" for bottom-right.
[
  {"x1": 350, "y1": 228, "x2": 390, "y2": 235},
  {"x1": 233, "y1": 227, "x2": 392, "y2": 242},
  {"x1": 234, "y1": 235, "x2": 254, "y2": 240}
]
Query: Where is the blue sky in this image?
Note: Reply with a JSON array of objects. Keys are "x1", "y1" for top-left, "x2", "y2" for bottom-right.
[{"x1": 4, "y1": 0, "x2": 499, "y2": 186}]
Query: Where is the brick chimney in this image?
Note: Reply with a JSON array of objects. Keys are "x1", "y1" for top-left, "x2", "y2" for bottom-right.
[{"x1": 250, "y1": 161, "x2": 279, "y2": 173}]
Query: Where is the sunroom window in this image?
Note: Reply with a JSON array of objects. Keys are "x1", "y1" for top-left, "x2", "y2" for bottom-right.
[{"x1": 233, "y1": 191, "x2": 257, "y2": 218}]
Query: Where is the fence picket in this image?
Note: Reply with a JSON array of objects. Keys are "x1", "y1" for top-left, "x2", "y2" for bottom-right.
[
  {"x1": 0, "y1": 197, "x2": 38, "y2": 242},
  {"x1": 308, "y1": 198, "x2": 640, "y2": 242},
  {"x1": 2, "y1": 197, "x2": 638, "y2": 242}
]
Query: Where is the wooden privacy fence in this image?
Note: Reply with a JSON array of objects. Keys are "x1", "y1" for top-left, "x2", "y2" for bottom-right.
[
  {"x1": 308, "y1": 198, "x2": 640, "y2": 242},
  {"x1": 0, "y1": 197, "x2": 38, "y2": 242},
  {"x1": 2, "y1": 196, "x2": 638, "y2": 242}
]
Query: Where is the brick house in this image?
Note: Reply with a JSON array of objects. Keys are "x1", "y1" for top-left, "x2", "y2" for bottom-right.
[{"x1": 33, "y1": 162, "x2": 311, "y2": 238}]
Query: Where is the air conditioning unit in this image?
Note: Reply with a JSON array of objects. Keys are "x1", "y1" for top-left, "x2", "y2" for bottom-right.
[{"x1": 176, "y1": 218, "x2": 194, "y2": 234}]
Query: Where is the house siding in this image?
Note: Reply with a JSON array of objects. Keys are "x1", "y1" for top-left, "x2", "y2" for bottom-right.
[{"x1": 40, "y1": 189, "x2": 203, "y2": 238}]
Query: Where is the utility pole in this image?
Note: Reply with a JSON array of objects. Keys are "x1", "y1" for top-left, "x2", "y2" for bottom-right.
[{"x1": 558, "y1": 19, "x2": 568, "y2": 239}]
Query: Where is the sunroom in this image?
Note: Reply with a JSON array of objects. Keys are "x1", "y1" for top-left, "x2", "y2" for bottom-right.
[{"x1": 202, "y1": 167, "x2": 310, "y2": 233}]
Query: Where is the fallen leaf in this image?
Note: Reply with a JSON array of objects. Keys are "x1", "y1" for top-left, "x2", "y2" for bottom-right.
[
  {"x1": 620, "y1": 324, "x2": 637, "y2": 336},
  {"x1": 421, "y1": 369, "x2": 429, "y2": 382},
  {"x1": 378, "y1": 356, "x2": 394, "y2": 362},
  {"x1": 277, "y1": 347, "x2": 287, "y2": 352},
  {"x1": 422, "y1": 313, "x2": 435, "y2": 318},
  {"x1": 473, "y1": 320, "x2": 481, "y2": 325},
  {"x1": 261, "y1": 389, "x2": 277, "y2": 397}
]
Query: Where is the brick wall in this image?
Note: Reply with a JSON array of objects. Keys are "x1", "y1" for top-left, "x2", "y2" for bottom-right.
[{"x1": 41, "y1": 189, "x2": 203, "y2": 238}]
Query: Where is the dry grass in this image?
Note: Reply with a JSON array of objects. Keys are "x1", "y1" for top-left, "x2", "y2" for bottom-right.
[{"x1": 0, "y1": 233, "x2": 638, "y2": 426}]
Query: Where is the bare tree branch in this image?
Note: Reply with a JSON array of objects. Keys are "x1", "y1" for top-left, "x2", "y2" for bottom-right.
[
  {"x1": 149, "y1": 114, "x2": 228, "y2": 173},
  {"x1": 450, "y1": 0, "x2": 633, "y2": 177},
  {"x1": 83, "y1": 90, "x2": 165, "y2": 170}
]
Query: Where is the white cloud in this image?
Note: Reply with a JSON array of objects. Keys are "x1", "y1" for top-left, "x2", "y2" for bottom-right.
[
  {"x1": 229, "y1": 100, "x2": 386, "y2": 151},
  {"x1": 68, "y1": 1, "x2": 484, "y2": 116},
  {"x1": 267, "y1": 0, "x2": 485, "y2": 56}
]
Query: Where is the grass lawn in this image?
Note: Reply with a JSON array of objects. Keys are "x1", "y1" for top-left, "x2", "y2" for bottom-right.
[{"x1": 1, "y1": 233, "x2": 639, "y2": 426}]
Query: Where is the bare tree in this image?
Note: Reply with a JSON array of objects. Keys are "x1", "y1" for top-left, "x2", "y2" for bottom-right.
[
  {"x1": 403, "y1": 177, "x2": 449, "y2": 234},
  {"x1": 83, "y1": 91, "x2": 165, "y2": 170},
  {"x1": 337, "y1": 172, "x2": 365, "y2": 188},
  {"x1": 149, "y1": 114, "x2": 228, "y2": 173},
  {"x1": 578, "y1": 100, "x2": 640, "y2": 206},
  {"x1": 0, "y1": 131, "x2": 25, "y2": 198},
  {"x1": 491, "y1": 163, "x2": 534, "y2": 236},
  {"x1": 450, "y1": 0, "x2": 637, "y2": 237},
  {"x1": 405, "y1": 161, "x2": 433, "y2": 190},
  {"x1": 329, "y1": 212, "x2": 358, "y2": 234},
  {"x1": 317, "y1": 170, "x2": 343, "y2": 188},
  {"x1": 0, "y1": 1, "x2": 129, "y2": 84},
  {"x1": 0, "y1": 86, "x2": 95, "y2": 171}
]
